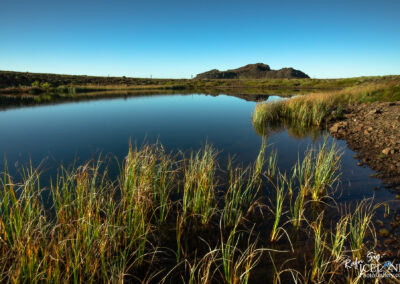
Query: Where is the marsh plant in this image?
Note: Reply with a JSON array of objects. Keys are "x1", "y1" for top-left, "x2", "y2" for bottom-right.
[
  {"x1": 223, "y1": 165, "x2": 258, "y2": 228},
  {"x1": 310, "y1": 213, "x2": 329, "y2": 283},
  {"x1": 348, "y1": 200, "x2": 378, "y2": 260},
  {"x1": 294, "y1": 137, "x2": 342, "y2": 201},
  {"x1": 269, "y1": 173, "x2": 287, "y2": 243},
  {"x1": 220, "y1": 225, "x2": 262, "y2": 284},
  {"x1": 266, "y1": 148, "x2": 278, "y2": 179},
  {"x1": 330, "y1": 215, "x2": 349, "y2": 262},
  {"x1": 252, "y1": 80, "x2": 400, "y2": 130},
  {"x1": 182, "y1": 144, "x2": 217, "y2": 225},
  {"x1": 0, "y1": 141, "x2": 388, "y2": 283},
  {"x1": 289, "y1": 184, "x2": 306, "y2": 231}
]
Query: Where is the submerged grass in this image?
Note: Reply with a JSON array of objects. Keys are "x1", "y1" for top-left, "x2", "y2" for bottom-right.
[
  {"x1": 0, "y1": 141, "x2": 387, "y2": 283},
  {"x1": 182, "y1": 144, "x2": 217, "y2": 225},
  {"x1": 269, "y1": 174, "x2": 287, "y2": 243},
  {"x1": 220, "y1": 226, "x2": 262, "y2": 284},
  {"x1": 294, "y1": 137, "x2": 342, "y2": 201},
  {"x1": 310, "y1": 213, "x2": 329, "y2": 283},
  {"x1": 223, "y1": 165, "x2": 258, "y2": 228},
  {"x1": 348, "y1": 200, "x2": 378, "y2": 260}
]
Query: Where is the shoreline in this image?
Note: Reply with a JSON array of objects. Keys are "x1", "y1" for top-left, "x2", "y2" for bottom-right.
[
  {"x1": 252, "y1": 79, "x2": 400, "y2": 188},
  {"x1": 0, "y1": 90, "x2": 279, "y2": 111},
  {"x1": 328, "y1": 101, "x2": 400, "y2": 188}
]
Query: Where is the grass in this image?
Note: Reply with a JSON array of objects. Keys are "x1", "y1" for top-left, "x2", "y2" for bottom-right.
[
  {"x1": 223, "y1": 165, "x2": 258, "y2": 228},
  {"x1": 269, "y1": 173, "x2": 287, "y2": 243},
  {"x1": 330, "y1": 215, "x2": 349, "y2": 262},
  {"x1": 0, "y1": 141, "x2": 388, "y2": 283},
  {"x1": 2, "y1": 71, "x2": 400, "y2": 109},
  {"x1": 220, "y1": 226, "x2": 262, "y2": 284},
  {"x1": 252, "y1": 79, "x2": 400, "y2": 130},
  {"x1": 266, "y1": 148, "x2": 278, "y2": 179},
  {"x1": 3, "y1": 70, "x2": 399, "y2": 91},
  {"x1": 289, "y1": 184, "x2": 306, "y2": 231},
  {"x1": 182, "y1": 144, "x2": 217, "y2": 225},
  {"x1": 348, "y1": 200, "x2": 377, "y2": 260},
  {"x1": 293, "y1": 138, "x2": 342, "y2": 201},
  {"x1": 310, "y1": 213, "x2": 329, "y2": 283}
]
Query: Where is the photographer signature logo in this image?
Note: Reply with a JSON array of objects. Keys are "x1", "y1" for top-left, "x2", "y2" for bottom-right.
[{"x1": 344, "y1": 252, "x2": 400, "y2": 279}]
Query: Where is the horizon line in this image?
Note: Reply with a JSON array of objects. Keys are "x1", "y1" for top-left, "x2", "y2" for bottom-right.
[{"x1": 1, "y1": 68, "x2": 399, "y2": 80}]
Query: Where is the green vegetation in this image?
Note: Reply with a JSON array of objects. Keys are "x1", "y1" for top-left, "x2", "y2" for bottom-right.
[
  {"x1": 182, "y1": 145, "x2": 217, "y2": 225},
  {"x1": 223, "y1": 165, "x2": 259, "y2": 228},
  {"x1": 0, "y1": 140, "x2": 389, "y2": 283},
  {"x1": 252, "y1": 79, "x2": 400, "y2": 129},
  {"x1": 348, "y1": 200, "x2": 378, "y2": 260},
  {"x1": 1, "y1": 70, "x2": 400, "y2": 102},
  {"x1": 295, "y1": 138, "x2": 342, "y2": 201},
  {"x1": 330, "y1": 215, "x2": 349, "y2": 261},
  {"x1": 220, "y1": 226, "x2": 262, "y2": 284},
  {"x1": 269, "y1": 174, "x2": 287, "y2": 243},
  {"x1": 1, "y1": 71, "x2": 400, "y2": 111},
  {"x1": 310, "y1": 213, "x2": 328, "y2": 283}
]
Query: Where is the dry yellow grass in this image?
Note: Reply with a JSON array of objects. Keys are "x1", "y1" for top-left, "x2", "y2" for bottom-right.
[{"x1": 252, "y1": 81, "x2": 400, "y2": 129}]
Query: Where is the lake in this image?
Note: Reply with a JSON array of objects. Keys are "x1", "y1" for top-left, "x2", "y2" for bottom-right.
[{"x1": 0, "y1": 93, "x2": 392, "y2": 204}]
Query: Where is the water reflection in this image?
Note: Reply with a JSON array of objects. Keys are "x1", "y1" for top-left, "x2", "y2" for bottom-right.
[
  {"x1": 253, "y1": 115, "x2": 323, "y2": 140},
  {"x1": 0, "y1": 93, "x2": 392, "y2": 205}
]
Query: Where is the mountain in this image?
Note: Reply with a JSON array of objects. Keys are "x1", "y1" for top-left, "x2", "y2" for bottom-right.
[{"x1": 194, "y1": 63, "x2": 309, "y2": 79}]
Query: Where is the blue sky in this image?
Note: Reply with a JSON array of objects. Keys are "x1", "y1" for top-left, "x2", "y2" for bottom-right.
[{"x1": 1, "y1": 0, "x2": 399, "y2": 78}]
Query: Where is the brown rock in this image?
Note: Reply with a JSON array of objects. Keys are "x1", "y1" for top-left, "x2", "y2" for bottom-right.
[
  {"x1": 382, "y1": 148, "x2": 392, "y2": 155},
  {"x1": 368, "y1": 109, "x2": 382, "y2": 115},
  {"x1": 329, "y1": 123, "x2": 340, "y2": 133},
  {"x1": 327, "y1": 101, "x2": 400, "y2": 187}
]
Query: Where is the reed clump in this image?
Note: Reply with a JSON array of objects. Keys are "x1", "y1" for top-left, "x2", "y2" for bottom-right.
[
  {"x1": 182, "y1": 144, "x2": 217, "y2": 225},
  {"x1": 0, "y1": 141, "x2": 387, "y2": 283},
  {"x1": 294, "y1": 138, "x2": 342, "y2": 201},
  {"x1": 252, "y1": 81, "x2": 400, "y2": 129}
]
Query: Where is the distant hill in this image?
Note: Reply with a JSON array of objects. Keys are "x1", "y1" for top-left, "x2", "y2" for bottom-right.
[
  {"x1": 0, "y1": 70, "x2": 176, "y2": 89},
  {"x1": 195, "y1": 63, "x2": 309, "y2": 79}
]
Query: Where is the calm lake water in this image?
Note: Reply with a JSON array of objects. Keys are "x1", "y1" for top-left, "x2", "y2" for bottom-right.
[{"x1": 0, "y1": 93, "x2": 393, "y2": 203}]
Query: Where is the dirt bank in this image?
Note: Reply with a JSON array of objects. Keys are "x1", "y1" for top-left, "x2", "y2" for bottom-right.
[{"x1": 328, "y1": 101, "x2": 400, "y2": 188}]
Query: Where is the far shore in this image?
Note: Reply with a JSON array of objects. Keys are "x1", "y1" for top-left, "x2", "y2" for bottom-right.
[{"x1": 1, "y1": 70, "x2": 399, "y2": 108}]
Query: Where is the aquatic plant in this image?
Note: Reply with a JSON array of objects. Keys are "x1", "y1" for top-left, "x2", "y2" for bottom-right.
[
  {"x1": 266, "y1": 148, "x2": 278, "y2": 179},
  {"x1": 294, "y1": 137, "x2": 342, "y2": 201},
  {"x1": 330, "y1": 215, "x2": 349, "y2": 262},
  {"x1": 312, "y1": 139, "x2": 342, "y2": 200},
  {"x1": 253, "y1": 138, "x2": 267, "y2": 186},
  {"x1": 310, "y1": 213, "x2": 329, "y2": 283},
  {"x1": 252, "y1": 79, "x2": 400, "y2": 131},
  {"x1": 220, "y1": 226, "x2": 261, "y2": 284},
  {"x1": 289, "y1": 185, "x2": 306, "y2": 231},
  {"x1": 348, "y1": 200, "x2": 377, "y2": 260},
  {"x1": 182, "y1": 144, "x2": 217, "y2": 225},
  {"x1": 0, "y1": 141, "x2": 388, "y2": 283},
  {"x1": 0, "y1": 164, "x2": 48, "y2": 282},
  {"x1": 223, "y1": 166, "x2": 258, "y2": 228},
  {"x1": 176, "y1": 213, "x2": 184, "y2": 262},
  {"x1": 269, "y1": 173, "x2": 287, "y2": 243},
  {"x1": 222, "y1": 141, "x2": 267, "y2": 228}
]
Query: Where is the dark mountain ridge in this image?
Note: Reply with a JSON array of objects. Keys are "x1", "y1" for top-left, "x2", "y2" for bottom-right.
[{"x1": 195, "y1": 63, "x2": 309, "y2": 79}]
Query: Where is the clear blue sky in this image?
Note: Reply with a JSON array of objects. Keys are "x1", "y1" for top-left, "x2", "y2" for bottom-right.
[{"x1": 1, "y1": 0, "x2": 399, "y2": 78}]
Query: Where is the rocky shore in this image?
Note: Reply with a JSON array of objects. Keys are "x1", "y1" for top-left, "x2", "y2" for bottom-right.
[{"x1": 328, "y1": 101, "x2": 400, "y2": 188}]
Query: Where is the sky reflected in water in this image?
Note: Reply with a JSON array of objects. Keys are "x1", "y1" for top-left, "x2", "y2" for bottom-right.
[{"x1": 0, "y1": 94, "x2": 390, "y2": 203}]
